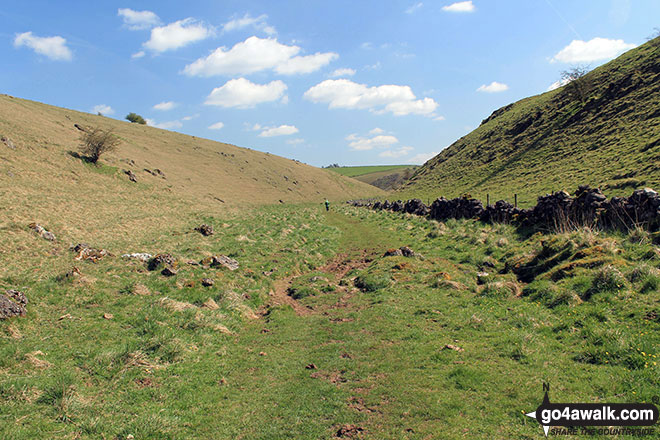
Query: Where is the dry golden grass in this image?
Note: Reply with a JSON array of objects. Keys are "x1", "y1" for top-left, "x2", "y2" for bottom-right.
[{"x1": 0, "y1": 94, "x2": 382, "y2": 279}]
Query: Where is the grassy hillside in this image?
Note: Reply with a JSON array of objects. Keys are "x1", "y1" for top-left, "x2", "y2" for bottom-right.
[
  {"x1": 399, "y1": 38, "x2": 660, "y2": 207},
  {"x1": 328, "y1": 165, "x2": 416, "y2": 178},
  {"x1": 329, "y1": 165, "x2": 418, "y2": 190}
]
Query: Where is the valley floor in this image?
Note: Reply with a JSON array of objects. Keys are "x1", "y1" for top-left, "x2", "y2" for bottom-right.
[{"x1": 1, "y1": 204, "x2": 658, "y2": 439}]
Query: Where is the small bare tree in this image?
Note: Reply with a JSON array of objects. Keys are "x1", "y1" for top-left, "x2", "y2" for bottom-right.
[
  {"x1": 79, "y1": 127, "x2": 121, "y2": 164},
  {"x1": 560, "y1": 65, "x2": 591, "y2": 102}
]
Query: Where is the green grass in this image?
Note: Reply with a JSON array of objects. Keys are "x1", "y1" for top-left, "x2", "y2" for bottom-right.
[
  {"x1": 2, "y1": 203, "x2": 658, "y2": 439},
  {"x1": 399, "y1": 38, "x2": 660, "y2": 207},
  {"x1": 327, "y1": 165, "x2": 416, "y2": 178}
]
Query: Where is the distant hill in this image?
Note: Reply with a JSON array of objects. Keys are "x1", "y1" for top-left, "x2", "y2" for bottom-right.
[
  {"x1": 328, "y1": 165, "x2": 418, "y2": 190},
  {"x1": 399, "y1": 37, "x2": 660, "y2": 207},
  {"x1": 0, "y1": 95, "x2": 382, "y2": 245}
]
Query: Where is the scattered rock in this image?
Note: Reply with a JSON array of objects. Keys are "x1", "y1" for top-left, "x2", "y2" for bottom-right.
[
  {"x1": 383, "y1": 248, "x2": 403, "y2": 257},
  {"x1": 0, "y1": 290, "x2": 27, "y2": 320},
  {"x1": 305, "y1": 363, "x2": 317, "y2": 369},
  {"x1": 28, "y1": 223, "x2": 55, "y2": 241},
  {"x1": 259, "y1": 351, "x2": 267, "y2": 356},
  {"x1": 58, "y1": 313, "x2": 73, "y2": 321},
  {"x1": 148, "y1": 254, "x2": 176, "y2": 271},
  {"x1": 123, "y1": 169, "x2": 137, "y2": 182},
  {"x1": 161, "y1": 266, "x2": 178, "y2": 277},
  {"x1": 71, "y1": 243, "x2": 109, "y2": 262},
  {"x1": 73, "y1": 123, "x2": 87, "y2": 132},
  {"x1": 384, "y1": 246, "x2": 420, "y2": 258},
  {"x1": 200, "y1": 255, "x2": 239, "y2": 271},
  {"x1": 144, "y1": 168, "x2": 166, "y2": 179},
  {"x1": 103, "y1": 313, "x2": 114, "y2": 320},
  {"x1": 1, "y1": 135, "x2": 16, "y2": 149},
  {"x1": 121, "y1": 252, "x2": 152, "y2": 262},
  {"x1": 335, "y1": 424, "x2": 364, "y2": 438},
  {"x1": 443, "y1": 344, "x2": 464, "y2": 352},
  {"x1": 195, "y1": 224, "x2": 214, "y2": 236},
  {"x1": 201, "y1": 278, "x2": 214, "y2": 287}
]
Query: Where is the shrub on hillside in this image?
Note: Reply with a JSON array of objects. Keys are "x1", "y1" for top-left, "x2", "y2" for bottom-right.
[
  {"x1": 79, "y1": 126, "x2": 121, "y2": 164},
  {"x1": 125, "y1": 112, "x2": 146, "y2": 124}
]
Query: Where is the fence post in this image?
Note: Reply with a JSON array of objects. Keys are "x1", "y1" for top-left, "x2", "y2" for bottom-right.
[
  {"x1": 514, "y1": 194, "x2": 518, "y2": 208},
  {"x1": 486, "y1": 194, "x2": 490, "y2": 206}
]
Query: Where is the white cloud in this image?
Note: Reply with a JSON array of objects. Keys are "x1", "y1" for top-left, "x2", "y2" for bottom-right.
[
  {"x1": 360, "y1": 42, "x2": 373, "y2": 50},
  {"x1": 434, "y1": 115, "x2": 446, "y2": 121},
  {"x1": 287, "y1": 138, "x2": 305, "y2": 145},
  {"x1": 147, "y1": 119, "x2": 183, "y2": 130},
  {"x1": 208, "y1": 121, "x2": 225, "y2": 130},
  {"x1": 369, "y1": 128, "x2": 385, "y2": 135},
  {"x1": 132, "y1": 50, "x2": 146, "y2": 59},
  {"x1": 222, "y1": 13, "x2": 276, "y2": 35},
  {"x1": 204, "y1": 78, "x2": 287, "y2": 108},
  {"x1": 153, "y1": 101, "x2": 177, "y2": 111},
  {"x1": 92, "y1": 104, "x2": 114, "y2": 115},
  {"x1": 406, "y1": 2, "x2": 424, "y2": 14},
  {"x1": 551, "y1": 37, "x2": 636, "y2": 63},
  {"x1": 182, "y1": 114, "x2": 198, "y2": 121},
  {"x1": 184, "y1": 36, "x2": 337, "y2": 76},
  {"x1": 258, "y1": 125, "x2": 299, "y2": 137},
  {"x1": 329, "y1": 68, "x2": 356, "y2": 78},
  {"x1": 409, "y1": 151, "x2": 438, "y2": 164},
  {"x1": 117, "y1": 8, "x2": 160, "y2": 30},
  {"x1": 346, "y1": 133, "x2": 399, "y2": 151},
  {"x1": 379, "y1": 146, "x2": 414, "y2": 158},
  {"x1": 304, "y1": 79, "x2": 438, "y2": 116},
  {"x1": 442, "y1": 1, "x2": 475, "y2": 12},
  {"x1": 14, "y1": 32, "x2": 72, "y2": 61},
  {"x1": 477, "y1": 81, "x2": 509, "y2": 93},
  {"x1": 144, "y1": 18, "x2": 213, "y2": 53},
  {"x1": 547, "y1": 78, "x2": 571, "y2": 91}
]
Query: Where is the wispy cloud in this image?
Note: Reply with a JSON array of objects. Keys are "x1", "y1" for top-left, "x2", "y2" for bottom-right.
[
  {"x1": 329, "y1": 68, "x2": 356, "y2": 78},
  {"x1": 204, "y1": 78, "x2": 288, "y2": 108},
  {"x1": 476, "y1": 81, "x2": 509, "y2": 93},
  {"x1": 184, "y1": 36, "x2": 337, "y2": 76},
  {"x1": 304, "y1": 79, "x2": 438, "y2": 116},
  {"x1": 258, "y1": 125, "x2": 299, "y2": 137},
  {"x1": 143, "y1": 18, "x2": 214, "y2": 53},
  {"x1": 153, "y1": 101, "x2": 177, "y2": 111},
  {"x1": 92, "y1": 104, "x2": 114, "y2": 115},
  {"x1": 117, "y1": 8, "x2": 160, "y2": 30},
  {"x1": 406, "y1": 2, "x2": 423, "y2": 14},
  {"x1": 14, "y1": 32, "x2": 72, "y2": 61},
  {"x1": 550, "y1": 37, "x2": 636, "y2": 63},
  {"x1": 442, "y1": 1, "x2": 475, "y2": 13},
  {"x1": 221, "y1": 13, "x2": 276, "y2": 35}
]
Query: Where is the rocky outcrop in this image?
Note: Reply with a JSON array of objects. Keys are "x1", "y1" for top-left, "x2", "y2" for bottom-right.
[
  {"x1": 0, "y1": 290, "x2": 27, "y2": 319},
  {"x1": 28, "y1": 223, "x2": 55, "y2": 241},
  {"x1": 195, "y1": 224, "x2": 214, "y2": 236}
]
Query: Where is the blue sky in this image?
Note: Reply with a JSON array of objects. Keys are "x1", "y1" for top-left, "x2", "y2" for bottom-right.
[{"x1": 2, "y1": 1, "x2": 658, "y2": 167}]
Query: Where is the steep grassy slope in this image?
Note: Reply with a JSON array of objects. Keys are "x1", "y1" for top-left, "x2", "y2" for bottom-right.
[
  {"x1": 0, "y1": 94, "x2": 381, "y2": 249},
  {"x1": 399, "y1": 38, "x2": 660, "y2": 207}
]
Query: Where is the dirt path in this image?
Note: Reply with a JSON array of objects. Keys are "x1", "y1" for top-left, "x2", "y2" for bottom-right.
[
  {"x1": 262, "y1": 210, "x2": 387, "y2": 317},
  {"x1": 264, "y1": 250, "x2": 375, "y2": 316}
]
